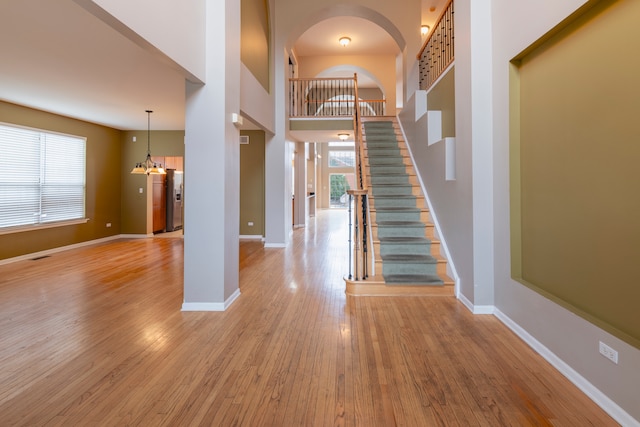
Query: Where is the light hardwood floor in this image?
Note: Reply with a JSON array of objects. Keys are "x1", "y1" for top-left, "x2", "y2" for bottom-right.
[{"x1": 0, "y1": 210, "x2": 618, "y2": 426}]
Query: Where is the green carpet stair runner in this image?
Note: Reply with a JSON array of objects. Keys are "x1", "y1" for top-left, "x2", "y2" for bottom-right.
[{"x1": 363, "y1": 120, "x2": 444, "y2": 286}]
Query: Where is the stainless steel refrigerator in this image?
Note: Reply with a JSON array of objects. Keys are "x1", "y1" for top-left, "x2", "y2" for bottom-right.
[{"x1": 166, "y1": 169, "x2": 183, "y2": 231}]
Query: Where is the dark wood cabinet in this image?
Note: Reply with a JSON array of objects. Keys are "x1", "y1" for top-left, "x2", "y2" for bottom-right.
[{"x1": 152, "y1": 174, "x2": 166, "y2": 233}]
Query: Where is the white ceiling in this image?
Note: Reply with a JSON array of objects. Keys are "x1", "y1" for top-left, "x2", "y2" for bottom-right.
[
  {"x1": 0, "y1": 0, "x2": 449, "y2": 131},
  {"x1": 0, "y1": 0, "x2": 186, "y2": 130}
]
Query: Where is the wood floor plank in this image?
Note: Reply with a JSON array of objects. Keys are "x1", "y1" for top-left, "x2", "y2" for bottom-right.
[{"x1": 0, "y1": 210, "x2": 620, "y2": 426}]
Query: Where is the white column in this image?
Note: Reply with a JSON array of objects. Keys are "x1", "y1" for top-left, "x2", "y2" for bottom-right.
[
  {"x1": 470, "y1": 0, "x2": 495, "y2": 308},
  {"x1": 182, "y1": 0, "x2": 241, "y2": 311},
  {"x1": 264, "y1": 42, "x2": 292, "y2": 247}
]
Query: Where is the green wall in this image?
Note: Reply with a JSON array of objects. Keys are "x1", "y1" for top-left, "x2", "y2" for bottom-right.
[
  {"x1": 511, "y1": 0, "x2": 640, "y2": 349},
  {"x1": 426, "y1": 68, "x2": 455, "y2": 138},
  {"x1": 0, "y1": 101, "x2": 186, "y2": 258},
  {"x1": 0, "y1": 101, "x2": 121, "y2": 260},
  {"x1": 240, "y1": 130, "x2": 265, "y2": 236}
]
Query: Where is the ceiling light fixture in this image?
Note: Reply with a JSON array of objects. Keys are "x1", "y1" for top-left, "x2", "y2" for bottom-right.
[
  {"x1": 338, "y1": 133, "x2": 349, "y2": 141},
  {"x1": 339, "y1": 37, "x2": 351, "y2": 47},
  {"x1": 421, "y1": 25, "x2": 430, "y2": 36},
  {"x1": 131, "y1": 110, "x2": 165, "y2": 175}
]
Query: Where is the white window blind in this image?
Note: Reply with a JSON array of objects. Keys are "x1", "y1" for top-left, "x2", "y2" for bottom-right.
[{"x1": 0, "y1": 123, "x2": 86, "y2": 229}]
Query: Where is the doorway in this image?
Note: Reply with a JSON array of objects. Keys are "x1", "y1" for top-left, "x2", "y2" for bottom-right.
[{"x1": 329, "y1": 173, "x2": 355, "y2": 208}]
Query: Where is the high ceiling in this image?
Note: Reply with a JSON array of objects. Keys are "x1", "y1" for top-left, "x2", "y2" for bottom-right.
[
  {"x1": 0, "y1": 0, "x2": 449, "y2": 131},
  {"x1": 294, "y1": 16, "x2": 400, "y2": 57}
]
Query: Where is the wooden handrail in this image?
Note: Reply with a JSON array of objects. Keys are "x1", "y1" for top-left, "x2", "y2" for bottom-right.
[
  {"x1": 348, "y1": 74, "x2": 372, "y2": 280},
  {"x1": 417, "y1": 0, "x2": 454, "y2": 59}
]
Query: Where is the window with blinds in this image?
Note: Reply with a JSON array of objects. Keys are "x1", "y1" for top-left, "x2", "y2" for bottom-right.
[{"x1": 0, "y1": 123, "x2": 86, "y2": 230}]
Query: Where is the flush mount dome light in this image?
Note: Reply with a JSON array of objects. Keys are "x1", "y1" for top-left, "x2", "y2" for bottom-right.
[
  {"x1": 421, "y1": 25, "x2": 430, "y2": 35},
  {"x1": 338, "y1": 133, "x2": 349, "y2": 141},
  {"x1": 339, "y1": 37, "x2": 351, "y2": 47}
]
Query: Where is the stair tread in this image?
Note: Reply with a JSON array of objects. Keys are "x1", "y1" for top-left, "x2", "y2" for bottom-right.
[
  {"x1": 381, "y1": 254, "x2": 437, "y2": 262},
  {"x1": 372, "y1": 183, "x2": 414, "y2": 187},
  {"x1": 367, "y1": 171, "x2": 412, "y2": 175},
  {"x1": 376, "y1": 220, "x2": 424, "y2": 226},
  {"x1": 378, "y1": 236, "x2": 430, "y2": 243},
  {"x1": 373, "y1": 194, "x2": 417, "y2": 198},
  {"x1": 383, "y1": 273, "x2": 444, "y2": 285},
  {"x1": 373, "y1": 206, "x2": 423, "y2": 211}
]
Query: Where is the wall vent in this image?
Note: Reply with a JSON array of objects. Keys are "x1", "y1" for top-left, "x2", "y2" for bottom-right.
[{"x1": 240, "y1": 135, "x2": 249, "y2": 145}]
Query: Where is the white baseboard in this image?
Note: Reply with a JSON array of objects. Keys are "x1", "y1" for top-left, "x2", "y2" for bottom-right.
[
  {"x1": 494, "y1": 309, "x2": 639, "y2": 427},
  {"x1": 181, "y1": 288, "x2": 241, "y2": 312},
  {"x1": 473, "y1": 305, "x2": 495, "y2": 314},
  {"x1": 0, "y1": 235, "x2": 122, "y2": 266},
  {"x1": 457, "y1": 292, "x2": 495, "y2": 314},
  {"x1": 239, "y1": 235, "x2": 264, "y2": 240},
  {"x1": 264, "y1": 243, "x2": 286, "y2": 248}
]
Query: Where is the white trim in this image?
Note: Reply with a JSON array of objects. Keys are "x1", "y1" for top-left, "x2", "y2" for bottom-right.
[
  {"x1": 494, "y1": 309, "x2": 640, "y2": 427},
  {"x1": 264, "y1": 243, "x2": 286, "y2": 248},
  {"x1": 119, "y1": 234, "x2": 152, "y2": 239},
  {"x1": 458, "y1": 292, "x2": 474, "y2": 312},
  {"x1": 472, "y1": 305, "x2": 495, "y2": 315},
  {"x1": 239, "y1": 234, "x2": 264, "y2": 240},
  {"x1": 457, "y1": 292, "x2": 495, "y2": 314},
  {"x1": 0, "y1": 235, "x2": 121, "y2": 265},
  {"x1": 181, "y1": 288, "x2": 241, "y2": 312},
  {"x1": 0, "y1": 218, "x2": 89, "y2": 236}
]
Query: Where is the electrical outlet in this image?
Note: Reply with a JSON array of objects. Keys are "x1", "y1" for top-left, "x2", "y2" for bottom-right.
[
  {"x1": 106, "y1": 223, "x2": 111, "y2": 228},
  {"x1": 599, "y1": 341, "x2": 618, "y2": 364},
  {"x1": 248, "y1": 221, "x2": 254, "y2": 226}
]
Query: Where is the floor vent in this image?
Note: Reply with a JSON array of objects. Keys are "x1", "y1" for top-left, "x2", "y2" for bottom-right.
[{"x1": 31, "y1": 255, "x2": 51, "y2": 261}]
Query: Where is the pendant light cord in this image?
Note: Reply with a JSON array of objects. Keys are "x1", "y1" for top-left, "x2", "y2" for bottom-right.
[{"x1": 146, "y1": 109, "x2": 153, "y2": 155}]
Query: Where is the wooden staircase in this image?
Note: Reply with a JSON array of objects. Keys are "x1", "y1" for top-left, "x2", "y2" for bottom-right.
[{"x1": 345, "y1": 117, "x2": 454, "y2": 297}]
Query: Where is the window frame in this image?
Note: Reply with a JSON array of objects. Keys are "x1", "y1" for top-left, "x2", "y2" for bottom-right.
[
  {"x1": 327, "y1": 149, "x2": 356, "y2": 168},
  {"x1": 0, "y1": 122, "x2": 88, "y2": 235}
]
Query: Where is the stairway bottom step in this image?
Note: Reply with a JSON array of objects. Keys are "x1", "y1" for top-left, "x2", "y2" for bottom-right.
[
  {"x1": 345, "y1": 275, "x2": 454, "y2": 296},
  {"x1": 383, "y1": 273, "x2": 443, "y2": 285}
]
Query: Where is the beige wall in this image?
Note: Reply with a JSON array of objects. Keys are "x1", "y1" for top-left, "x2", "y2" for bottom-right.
[
  {"x1": 241, "y1": 0, "x2": 270, "y2": 91},
  {"x1": 0, "y1": 101, "x2": 122, "y2": 260},
  {"x1": 297, "y1": 54, "x2": 397, "y2": 115},
  {"x1": 512, "y1": 0, "x2": 640, "y2": 348}
]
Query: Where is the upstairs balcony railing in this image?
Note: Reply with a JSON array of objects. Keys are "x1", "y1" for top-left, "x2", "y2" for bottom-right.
[
  {"x1": 417, "y1": 0, "x2": 454, "y2": 90},
  {"x1": 289, "y1": 76, "x2": 385, "y2": 118}
]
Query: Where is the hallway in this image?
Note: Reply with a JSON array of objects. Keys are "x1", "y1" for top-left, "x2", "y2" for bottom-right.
[{"x1": 0, "y1": 209, "x2": 616, "y2": 426}]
